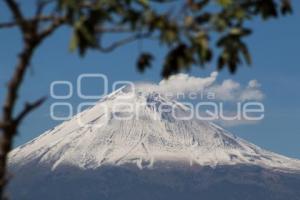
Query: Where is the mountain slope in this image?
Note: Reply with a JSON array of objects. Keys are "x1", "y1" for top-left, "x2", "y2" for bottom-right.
[{"x1": 7, "y1": 85, "x2": 300, "y2": 200}]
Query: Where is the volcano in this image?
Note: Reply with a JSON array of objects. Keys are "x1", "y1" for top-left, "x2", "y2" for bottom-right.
[{"x1": 7, "y1": 85, "x2": 300, "y2": 200}]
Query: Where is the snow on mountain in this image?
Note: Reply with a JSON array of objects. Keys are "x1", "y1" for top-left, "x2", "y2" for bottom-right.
[
  {"x1": 8, "y1": 84, "x2": 300, "y2": 172},
  {"x1": 6, "y1": 84, "x2": 300, "y2": 200}
]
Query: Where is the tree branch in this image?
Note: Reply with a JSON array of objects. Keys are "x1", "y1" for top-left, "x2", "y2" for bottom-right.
[
  {"x1": 0, "y1": 21, "x2": 16, "y2": 29},
  {"x1": 0, "y1": 41, "x2": 36, "y2": 198},
  {"x1": 4, "y1": 0, "x2": 26, "y2": 31},
  {"x1": 34, "y1": 0, "x2": 56, "y2": 29},
  {"x1": 95, "y1": 26, "x2": 132, "y2": 33},
  {"x1": 14, "y1": 97, "x2": 47, "y2": 126},
  {"x1": 0, "y1": 5, "x2": 63, "y2": 198},
  {"x1": 38, "y1": 16, "x2": 67, "y2": 39},
  {"x1": 0, "y1": 16, "x2": 58, "y2": 29},
  {"x1": 98, "y1": 32, "x2": 153, "y2": 53}
]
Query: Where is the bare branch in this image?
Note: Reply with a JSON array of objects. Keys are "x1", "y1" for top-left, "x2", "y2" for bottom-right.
[
  {"x1": 38, "y1": 16, "x2": 67, "y2": 39},
  {"x1": 98, "y1": 32, "x2": 152, "y2": 53},
  {"x1": 0, "y1": 16, "x2": 55, "y2": 29},
  {"x1": 0, "y1": 22, "x2": 45, "y2": 200},
  {"x1": 0, "y1": 42, "x2": 36, "y2": 198},
  {"x1": 34, "y1": 0, "x2": 56, "y2": 28},
  {"x1": 4, "y1": 0, "x2": 23, "y2": 22},
  {"x1": 4, "y1": 0, "x2": 26, "y2": 31},
  {"x1": 14, "y1": 97, "x2": 46, "y2": 126},
  {"x1": 0, "y1": 21, "x2": 16, "y2": 29},
  {"x1": 95, "y1": 26, "x2": 132, "y2": 33},
  {"x1": 3, "y1": 44, "x2": 38, "y2": 124},
  {"x1": 35, "y1": 0, "x2": 54, "y2": 17}
]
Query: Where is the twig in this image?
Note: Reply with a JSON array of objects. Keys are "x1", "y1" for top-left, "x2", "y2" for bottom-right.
[
  {"x1": 4, "y1": 0, "x2": 26, "y2": 32},
  {"x1": 98, "y1": 32, "x2": 152, "y2": 53},
  {"x1": 34, "y1": 1, "x2": 49, "y2": 28},
  {"x1": 0, "y1": 16, "x2": 63, "y2": 29},
  {"x1": 0, "y1": 21, "x2": 16, "y2": 29},
  {"x1": 38, "y1": 16, "x2": 67, "y2": 39},
  {"x1": 14, "y1": 97, "x2": 47, "y2": 126}
]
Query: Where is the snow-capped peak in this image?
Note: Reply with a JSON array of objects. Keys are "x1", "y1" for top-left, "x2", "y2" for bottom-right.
[{"x1": 8, "y1": 85, "x2": 300, "y2": 172}]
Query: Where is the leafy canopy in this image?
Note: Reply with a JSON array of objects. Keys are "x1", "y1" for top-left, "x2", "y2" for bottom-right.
[{"x1": 56, "y1": 0, "x2": 292, "y2": 77}]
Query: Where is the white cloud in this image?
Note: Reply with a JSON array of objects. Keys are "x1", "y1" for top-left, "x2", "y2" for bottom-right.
[
  {"x1": 209, "y1": 79, "x2": 241, "y2": 101},
  {"x1": 132, "y1": 73, "x2": 265, "y2": 127},
  {"x1": 137, "y1": 73, "x2": 265, "y2": 127},
  {"x1": 158, "y1": 72, "x2": 218, "y2": 96},
  {"x1": 239, "y1": 80, "x2": 264, "y2": 102},
  {"x1": 153, "y1": 73, "x2": 264, "y2": 102}
]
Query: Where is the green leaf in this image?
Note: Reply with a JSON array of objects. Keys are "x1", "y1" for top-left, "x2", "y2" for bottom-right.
[
  {"x1": 75, "y1": 17, "x2": 97, "y2": 46},
  {"x1": 230, "y1": 27, "x2": 252, "y2": 36},
  {"x1": 184, "y1": 16, "x2": 194, "y2": 27},
  {"x1": 281, "y1": 0, "x2": 293, "y2": 15},
  {"x1": 137, "y1": 53, "x2": 154, "y2": 73},
  {"x1": 234, "y1": 8, "x2": 246, "y2": 20},
  {"x1": 69, "y1": 33, "x2": 79, "y2": 52},
  {"x1": 239, "y1": 42, "x2": 252, "y2": 65},
  {"x1": 217, "y1": 0, "x2": 232, "y2": 7}
]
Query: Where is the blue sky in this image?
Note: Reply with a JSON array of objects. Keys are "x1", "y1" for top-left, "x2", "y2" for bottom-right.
[{"x1": 0, "y1": 2, "x2": 299, "y2": 159}]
